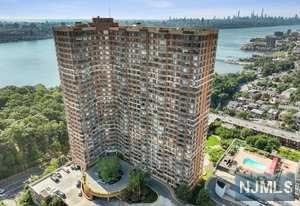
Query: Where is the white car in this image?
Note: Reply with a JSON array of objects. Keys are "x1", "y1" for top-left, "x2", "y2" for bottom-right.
[{"x1": 0, "y1": 188, "x2": 6, "y2": 196}]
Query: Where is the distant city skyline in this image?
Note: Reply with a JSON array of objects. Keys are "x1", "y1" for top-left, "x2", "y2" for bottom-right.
[{"x1": 0, "y1": 0, "x2": 299, "y2": 20}]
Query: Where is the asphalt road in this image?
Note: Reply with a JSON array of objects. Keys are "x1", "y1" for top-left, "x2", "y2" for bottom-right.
[
  {"x1": 147, "y1": 177, "x2": 183, "y2": 206},
  {"x1": 206, "y1": 176, "x2": 240, "y2": 206},
  {"x1": 209, "y1": 113, "x2": 300, "y2": 143},
  {"x1": 0, "y1": 166, "x2": 43, "y2": 199}
]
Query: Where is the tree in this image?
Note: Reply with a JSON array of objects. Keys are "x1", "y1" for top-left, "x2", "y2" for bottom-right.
[
  {"x1": 246, "y1": 135, "x2": 280, "y2": 153},
  {"x1": 43, "y1": 158, "x2": 59, "y2": 176},
  {"x1": 254, "y1": 138, "x2": 268, "y2": 150},
  {"x1": 266, "y1": 138, "x2": 281, "y2": 152},
  {"x1": 48, "y1": 196, "x2": 66, "y2": 206},
  {"x1": 128, "y1": 169, "x2": 149, "y2": 200},
  {"x1": 196, "y1": 188, "x2": 213, "y2": 206},
  {"x1": 17, "y1": 187, "x2": 35, "y2": 206},
  {"x1": 96, "y1": 156, "x2": 120, "y2": 182},
  {"x1": 215, "y1": 127, "x2": 240, "y2": 139},
  {"x1": 280, "y1": 109, "x2": 297, "y2": 129},
  {"x1": 0, "y1": 86, "x2": 68, "y2": 179},
  {"x1": 291, "y1": 88, "x2": 300, "y2": 102},
  {"x1": 220, "y1": 139, "x2": 232, "y2": 149},
  {"x1": 236, "y1": 111, "x2": 249, "y2": 120},
  {"x1": 208, "y1": 147, "x2": 225, "y2": 163},
  {"x1": 293, "y1": 69, "x2": 300, "y2": 86},
  {"x1": 240, "y1": 128, "x2": 254, "y2": 139},
  {"x1": 175, "y1": 180, "x2": 214, "y2": 205},
  {"x1": 175, "y1": 184, "x2": 192, "y2": 203},
  {"x1": 246, "y1": 135, "x2": 259, "y2": 146},
  {"x1": 259, "y1": 59, "x2": 294, "y2": 77},
  {"x1": 211, "y1": 72, "x2": 256, "y2": 109},
  {"x1": 0, "y1": 142, "x2": 19, "y2": 179}
]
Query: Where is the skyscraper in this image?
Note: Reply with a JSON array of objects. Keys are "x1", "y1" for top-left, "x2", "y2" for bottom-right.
[{"x1": 53, "y1": 17, "x2": 218, "y2": 187}]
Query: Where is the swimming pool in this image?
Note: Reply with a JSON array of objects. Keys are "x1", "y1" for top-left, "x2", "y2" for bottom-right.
[{"x1": 243, "y1": 158, "x2": 267, "y2": 170}]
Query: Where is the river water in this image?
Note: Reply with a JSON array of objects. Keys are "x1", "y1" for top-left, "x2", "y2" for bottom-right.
[{"x1": 0, "y1": 24, "x2": 300, "y2": 87}]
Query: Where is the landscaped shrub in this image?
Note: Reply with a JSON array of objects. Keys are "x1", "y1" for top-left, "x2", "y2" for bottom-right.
[
  {"x1": 96, "y1": 156, "x2": 120, "y2": 182},
  {"x1": 245, "y1": 135, "x2": 280, "y2": 153}
]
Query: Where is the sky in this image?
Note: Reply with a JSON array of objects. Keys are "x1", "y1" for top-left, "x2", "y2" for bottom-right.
[{"x1": 0, "y1": 0, "x2": 299, "y2": 20}]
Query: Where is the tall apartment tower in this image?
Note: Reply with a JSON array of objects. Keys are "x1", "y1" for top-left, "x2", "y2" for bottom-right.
[{"x1": 53, "y1": 17, "x2": 218, "y2": 187}]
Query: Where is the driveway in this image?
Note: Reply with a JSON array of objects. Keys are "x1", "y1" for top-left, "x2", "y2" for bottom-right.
[
  {"x1": 87, "y1": 177, "x2": 182, "y2": 206},
  {"x1": 206, "y1": 176, "x2": 240, "y2": 206},
  {"x1": 85, "y1": 160, "x2": 130, "y2": 195},
  {"x1": 146, "y1": 178, "x2": 182, "y2": 206}
]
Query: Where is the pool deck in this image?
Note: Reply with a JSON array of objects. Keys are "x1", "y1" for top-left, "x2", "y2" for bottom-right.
[
  {"x1": 213, "y1": 145, "x2": 300, "y2": 206},
  {"x1": 216, "y1": 147, "x2": 299, "y2": 185},
  {"x1": 235, "y1": 149, "x2": 272, "y2": 174},
  {"x1": 235, "y1": 149, "x2": 298, "y2": 176}
]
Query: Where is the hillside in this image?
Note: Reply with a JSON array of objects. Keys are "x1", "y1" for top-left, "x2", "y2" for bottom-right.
[{"x1": 0, "y1": 85, "x2": 68, "y2": 179}]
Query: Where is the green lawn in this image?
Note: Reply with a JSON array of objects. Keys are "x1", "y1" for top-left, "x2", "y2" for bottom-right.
[
  {"x1": 205, "y1": 135, "x2": 224, "y2": 163},
  {"x1": 205, "y1": 135, "x2": 221, "y2": 148},
  {"x1": 278, "y1": 147, "x2": 300, "y2": 162}
]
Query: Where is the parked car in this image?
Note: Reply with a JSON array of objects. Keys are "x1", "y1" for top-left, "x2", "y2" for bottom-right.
[
  {"x1": 50, "y1": 175, "x2": 60, "y2": 183},
  {"x1": 55, "y1": 190, "x2": 66, "y2": 199},
  {"x1": 76, "y1": 180, "x2": 81, "y2": 188},
  {"x1": 55, "y1": 172, "x2": 62, "y2": 178},
  {"x1": 0, "y1": 188, "x2": 6, "y2": 196},
  {"x1": 63, "y1": 167, "x2": 70, "y2": 174},
  {"x1": 71, "y1": 164, "x2": 80, "y2": 170},
  {"x1": 71, "y1": 164, "x2": 76, "y2": 170}
]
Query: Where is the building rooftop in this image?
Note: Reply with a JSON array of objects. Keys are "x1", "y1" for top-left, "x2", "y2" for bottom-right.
[
  {"x1": 53, "y1": 17, "x2": 218, "y2": 35},
  {"x1": 30, "y1": 165, "x2": 92, "y2": 206},
  {"x1": 215, "y1": 145, "x2": 300, "y2": 205}
]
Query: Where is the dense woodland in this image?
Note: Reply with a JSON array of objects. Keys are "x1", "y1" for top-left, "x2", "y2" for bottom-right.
[
  {"x1": 244, "y1": 57, "x2": 295, "y2": 76},
  {"x1": 211, "y1": 72, "x2": 257, "y2": 109},
  {"x1": 0, "y1": 85, "x2": 68, "y2": 179},
  {"x1": 291, "y1": 68, "x2": 300, "y2": 102}
]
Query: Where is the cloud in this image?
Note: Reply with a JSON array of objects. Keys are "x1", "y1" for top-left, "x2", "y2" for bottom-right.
[{"x1": 144, "y1": 0, "x2": 173, "y2": 8}]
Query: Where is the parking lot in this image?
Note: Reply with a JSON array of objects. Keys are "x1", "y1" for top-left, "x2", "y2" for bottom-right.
[{"x1": 30, "y1": 165, "x2": 101, "y2": 206}]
